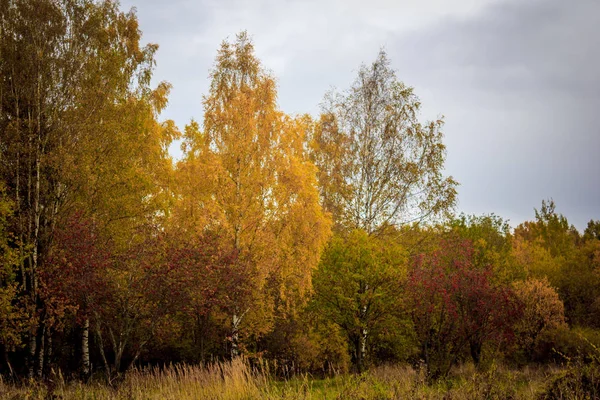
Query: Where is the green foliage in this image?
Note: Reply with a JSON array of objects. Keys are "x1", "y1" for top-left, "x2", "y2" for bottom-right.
[
  {"x1": 311, "y1": 230, "x2": 407, "y2": 371},
  {"x1": 539, "y1": 335, "x2": 600, "y2": 399},
  {"x1": 0, "y1": 185, "x2": 26, "y2": 355},
  {"x1": 449, "y1": 214, "x2": 523, "y2": 282}
]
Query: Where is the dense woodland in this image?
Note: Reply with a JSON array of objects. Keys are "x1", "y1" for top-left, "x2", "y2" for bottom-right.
[{"x1": 1, "y1": 0, "x2": 600, "y2": 391}]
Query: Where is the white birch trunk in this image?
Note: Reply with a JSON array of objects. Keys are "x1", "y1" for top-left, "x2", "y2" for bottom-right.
[
  {"x1": 231, "y1": 312, "x2": 241, "y2": 358},
  {"x1": 81, "y1": 318, "x2": 90, "y2": 377}
]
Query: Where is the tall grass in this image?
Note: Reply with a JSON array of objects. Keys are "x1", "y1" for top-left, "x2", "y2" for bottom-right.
[
  {"x1": 0, "y1": 359, "x2": 573, "y2": 399},
  {"x1": 0, "y1": 358, "x2": 266, "y2": 400}
]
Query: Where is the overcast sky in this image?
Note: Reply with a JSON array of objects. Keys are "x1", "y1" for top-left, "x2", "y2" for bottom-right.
[{"x1": 120, "y1": 0, "x2": 600, "y2": 231}]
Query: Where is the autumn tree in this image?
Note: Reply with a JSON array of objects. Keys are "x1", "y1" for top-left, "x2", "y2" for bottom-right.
[
  {"x1": 515, "y1": 200, "x2": 580, "y2": 259},
  {"x1": 584, "y1": 220, "x2": 600, "y2": 242},
  {"x1": 406, "y1": 238, "x2": 521, "y2": 379},
  {"x1": 0, "y1": 0, "x2": 67, "y2": 375},
  {"x1": 448, "y1": 214, "x2": 523, "y2": 283},
  {"x1": 512, "y1": 277, "x2": 567, "y2": 359},
  {"x1": 42, "y1": 212, "x2": 112, "y2": 378},
  {"x1": 311, "y1": 49, "x2": 457, "y2": 234},
  {"x1": 80, "y1": 226, "x2": 191, "y2": 382},
  {"x1": 177, "y1": 32, "x2": 330, "y2": 357},
  {"x1": 162, "y1": 232, "x2": 253, "y2": 362},
  {"x1": 514, "y1": 200, "x2": 600, "y2": 327}
]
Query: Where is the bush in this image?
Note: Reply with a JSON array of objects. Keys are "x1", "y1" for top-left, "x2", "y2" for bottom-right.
[
  {"x1": 535, "y1": 327, "x2": 600, "y2": 363},
  {"x1": 539, "y1": 363, "x2": 600, "y2": 399},
  {"x1": 538, "y1": 331, "x2": 600, "y2": 399}
]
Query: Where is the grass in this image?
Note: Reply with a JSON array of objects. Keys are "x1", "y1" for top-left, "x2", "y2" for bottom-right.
[{"x1": 0, "y1": 360, "x2": 580, "y2": 399}]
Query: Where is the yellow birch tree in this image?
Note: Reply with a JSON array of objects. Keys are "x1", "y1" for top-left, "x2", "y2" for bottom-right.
[{"x1": 176, "y1": 32, "x2": 331, "y2": 357}]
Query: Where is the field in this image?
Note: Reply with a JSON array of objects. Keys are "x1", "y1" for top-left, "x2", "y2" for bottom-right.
[{"x1": 1, "y1": 359, "x2": 594, "y2": 400}]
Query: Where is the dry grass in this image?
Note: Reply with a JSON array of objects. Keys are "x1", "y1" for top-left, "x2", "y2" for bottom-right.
[
  {"x1": 0, "y1": 360, "x2": 569, "y2": 399},
  {"x1": 0, "y1": 358, "x2": 265, "y2": 400}
]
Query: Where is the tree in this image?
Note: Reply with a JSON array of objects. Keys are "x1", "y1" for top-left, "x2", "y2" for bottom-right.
[
  {"x1": 88, "y1": 227, "x2": 185, "y2": 382},
  {"x1": 178, "y1": 32, "x2": 330, "y2": 357},
  {"x1": 406, "y1": 238, "x2": 521, "y2": 379},
  {"x1": 512, "y1": 277, "x2": 567, "y2": 359},
  {"x1": 584, "y1": 220, "x2": 600, "y2": 242},
  {"x1": 164, "y1": 231, "x2": 254, "y2": 362},
  {"x1": 309, "y1": 49, "x2": 457, "y2": 372},
  {"x1": 512, "y1": 235, "x2": 562, "y2": 285},
  {"x1": 42, "y1": 212, "x2": 111, "y2": 378},
  {"x1": 311, "y1": 49, "x2": 457, "y2": 234},
  {"x1": 448, "y1": 214, "x2": 521, "y2": 282},
  {"x1": 312, "y1": 230, "x2": 406, "y2": 372}
]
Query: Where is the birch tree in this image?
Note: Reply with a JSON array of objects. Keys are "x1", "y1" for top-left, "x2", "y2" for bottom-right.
[
  {"x1": 311, "y1": 50, "x2": 457, "y2": 369},
  {"x1": 180, "y1": 32, "x2": 330, "y2": 357},
  {"x1": 312, "y1": 50, "x2": 457, "y2": 234}
]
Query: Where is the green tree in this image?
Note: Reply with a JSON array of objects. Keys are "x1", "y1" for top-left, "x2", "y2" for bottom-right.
[
  {"x1": 312, "y1": 230, "x2": 406, "y2": 372},
  {"x1": 448, "y1": 214, "x2": 522, "y2": 282}
]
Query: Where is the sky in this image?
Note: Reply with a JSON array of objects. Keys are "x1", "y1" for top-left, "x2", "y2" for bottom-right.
[{"x1": 120, "y1": 0, "x2": 600, "y2": 231}]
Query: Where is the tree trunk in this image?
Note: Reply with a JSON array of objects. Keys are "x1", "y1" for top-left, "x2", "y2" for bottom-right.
[
  {"x1": 359, "y1": 326, "x2": 367, "y2": 372},
  {"x1": 470, "y1": 340, "x2": 482, "y2": 366},
  {"x1": 357, "y1": 282, "x2": 368, "y2": 372},
  {"x1": 81, "y1": 318, "x2": 90, "y2": 378},
  {"x1": 45, "y1": 330, "x2": 52, "y2": 370},
  {"x1": 230, "y1": 308, "x2": 249, "y2": 359},
  {"x1": 27, "y1": 318, "x2": 38, "y2": 378},
  {"x1": 231, "y1": 312, "x2": 241, "y2": 359},
  {"x1": 422, "y1": 338, "x2": 430, "y2": 374},
  {"x1": 94, "y1": 317, "x2": 111, "y2": 384},
  {"x1": 129, "y1": 338, "x2": 149, "y2": 371},
  {"x1": 35, "y1": 323, "x2": 45, "y2": 378},
  {"x1": 109, "y1": 327, "x2": 124, "y2": 374},
  {"x1": 26, "y1": 71, "x2": 44, "y2": 379},
  {"x1": 196, "y1": 313, "x2": 207, "y2": 362},
  {"x1": 2, "y1": 345, "x2": 14, "y2": 378}
]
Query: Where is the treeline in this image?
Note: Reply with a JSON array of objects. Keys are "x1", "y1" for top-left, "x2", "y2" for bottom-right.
[{"x1": 0, "y1": 0, "x2": 599, "y2": 383}]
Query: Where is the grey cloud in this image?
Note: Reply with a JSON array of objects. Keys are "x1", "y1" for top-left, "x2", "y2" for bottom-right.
[
  {"x1": 382, "y1": 0, "x2": 600, "y2": 229},
  {"x1": 397, "y1": 0, "x2": 600, "y2": 97}
]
